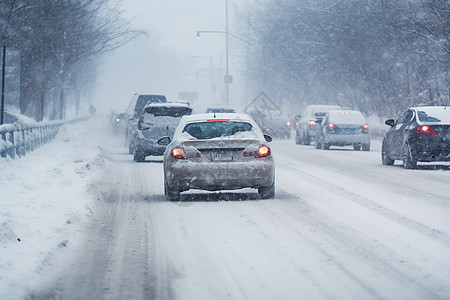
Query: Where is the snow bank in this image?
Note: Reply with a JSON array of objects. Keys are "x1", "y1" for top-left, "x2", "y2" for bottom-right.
[{"x1": 0, "y1": 118, "x2": 106, "y2": 299}]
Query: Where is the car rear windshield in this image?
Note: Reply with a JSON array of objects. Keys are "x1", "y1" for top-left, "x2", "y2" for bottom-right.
[
  {"x1": 183, "y1": 121, "x2": 253, "y2": 139},
  {"x1": 144, "y1": 106, "x2": 192, "y2": 117},
  {"x1": 417, "y1": 108, "x2": 450, "y2": 124}
]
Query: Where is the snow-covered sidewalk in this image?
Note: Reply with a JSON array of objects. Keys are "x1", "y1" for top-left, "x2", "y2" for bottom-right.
[{"x1": 0, "y1": 117, "x2": 107, "y2": 299}]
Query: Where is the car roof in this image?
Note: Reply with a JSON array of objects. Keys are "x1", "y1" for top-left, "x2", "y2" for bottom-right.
[
  {"x1": 181, "y1": 113, "x2": 255, "y2": 123},
  {"x1": 144, "y1": 102, "x2": 191, "y2": 108}
]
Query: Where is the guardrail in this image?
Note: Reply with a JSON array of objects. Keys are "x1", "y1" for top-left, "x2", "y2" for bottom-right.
[{"x1": 0, "y1": 118, "x2": 87, "y2": 159}]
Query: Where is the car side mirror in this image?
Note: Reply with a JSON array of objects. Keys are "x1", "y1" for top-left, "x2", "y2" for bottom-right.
[
  {"x1": 263, "y1": 134, "x2": 273, "y2": 143},
  {"x1": 385, "y1": 119, "x2": 395, "y2": 127},
  {"x1": 157, "y1": 136, "x2": 171, "y2": 145},
  {"x1": 128, "y1": 117, "x2": 136, "y2": 125},
  {"x1": 294, "y1": 115, "x2": 301, "y2": 122}
]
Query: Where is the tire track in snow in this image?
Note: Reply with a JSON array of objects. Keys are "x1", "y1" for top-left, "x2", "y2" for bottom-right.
[{"x1": 278, "y1": 160, "x2": 450, "y2": 249}]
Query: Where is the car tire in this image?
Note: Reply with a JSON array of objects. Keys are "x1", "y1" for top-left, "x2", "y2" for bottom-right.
[
  {"x1": 302, "y1": 133, "x2": 310, "y2": 145},
  {"x1": 381, "y1": 139, "x2": 394, "y2": 165},
  {"x1": 315, "y1": 136, "x2": 322, "y2": 149},
  {"x1": 295, "y1": 131, "x2": 302, "y2": 144},
  {"x1": 134, "y1": 150, "x2": 145, "y2": 162},
  {"x1": 128, "y1": 140, "x2": 134, "y2": 154},
  {"x1": 353, "y1": 144, "x2": 361, "y2": 151},
  {"x1": 322, "y1": 143, "x2": 330, "y2": 150},
  {"x1": 258, "y1": 183, "x2": 275, "y2": 199},
  {"x1": 164, "y1": 180, "x2": 180, "y2": 201},
  {"x1": 403, "y1": 143, "x2": 417, "y2": 169},
  {"x1": 362, "y1": 144, "x2": 370, "y2": 151}
]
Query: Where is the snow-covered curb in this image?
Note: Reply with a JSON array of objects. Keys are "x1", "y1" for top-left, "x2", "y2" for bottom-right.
[{"x1": 0, "y1": 118, "x2": 106, "y2": 299}]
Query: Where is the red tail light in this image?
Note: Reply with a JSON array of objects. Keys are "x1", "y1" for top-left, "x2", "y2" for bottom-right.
[
  {"x1": 308, "y1": 120, "x2": 316, "y2": 126},
  {"x1": 137, "y1": 123, "x2": 143, "y2": 130},
  {"x1": 286, "y1": 121, "x2": 291, "y2": 127},
  {"x1": 417, "y1": 125, "x2": 437, "y2": 135},
  {"x1": 243, "y1": 145, "x2": 271, "y2": 158},
  {"x1": 328, "y1": 123, "x2": 335, "y2": 130},
  {"x1": 256, "y1": 145, "x2": 271, "y2": 158},
  {"x1": 171, "y1": 147, "x2": 186, "y2": 159},
  {"x1": 363, "y1": 124, "x2": 369, "y2": 132}
]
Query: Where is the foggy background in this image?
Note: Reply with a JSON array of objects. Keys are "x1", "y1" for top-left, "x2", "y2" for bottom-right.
[{"x1": 92, "y1": 0, "x2": 249, "y2": 114}]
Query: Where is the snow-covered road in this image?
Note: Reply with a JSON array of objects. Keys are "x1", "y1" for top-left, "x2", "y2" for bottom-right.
[{"x1": 2, "y1": 117, "x2": 450, "y2": 300}]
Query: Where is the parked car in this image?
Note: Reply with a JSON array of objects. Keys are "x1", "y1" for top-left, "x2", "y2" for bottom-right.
[
  {"x1": 130, "y1": 102, "x2": 192, "y2": 162},
  {"x1": 315, "y1": 110, "x2": 370, "y2": 151},
  {"x1": 157, "y1": 113, "x2": 275, "y2": 201},
  {"x1": 382, "y1": 106, "x2": 450, "y2": 169},
  {"x1": 295, "y1": 105, "x2": 341, "y2": 145},
  {"x1": 125, "y1": 93, "x2": 167, "y2": 153}
]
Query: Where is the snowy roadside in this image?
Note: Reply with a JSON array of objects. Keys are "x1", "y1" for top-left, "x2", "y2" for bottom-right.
[{"x1": 0, "y1": 117, "x2": 107, "y2": 299}]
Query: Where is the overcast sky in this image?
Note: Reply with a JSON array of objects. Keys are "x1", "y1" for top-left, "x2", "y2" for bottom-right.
[{"x1": 93, "y1": 0, "x2": 247, "y2": 113}]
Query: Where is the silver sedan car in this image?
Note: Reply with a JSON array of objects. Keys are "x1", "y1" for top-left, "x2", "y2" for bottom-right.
[{"x1": 158, "y1": 113, "x2": 275, "y2": 201}]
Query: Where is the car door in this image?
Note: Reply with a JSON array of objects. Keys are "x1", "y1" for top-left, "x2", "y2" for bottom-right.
[{"x1": 386, "y1": 109, "x2": 414, "y2": 158}]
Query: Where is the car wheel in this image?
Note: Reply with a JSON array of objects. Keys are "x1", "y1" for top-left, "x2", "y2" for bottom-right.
[
  {"x1": 134, "y1": 150, "x2": 145, "y2": 162},
  {"x1": 315, "y1": 136, "x2": 322, "y2": 149},
  {"x1": 164, "y1": 180, "x2": 180, "y2": 201},
  {"x1": 353, "y1": 144, "x2": 361, "y2": 151},
  {"x1": 362, "y1": 144, "x2": 370, "y2": 151},
  {"x1": 128, "y1": 140, "x2": 134, "y2": 154},
  {"x1": 322, "y1": 143, "x2": 330, "y2": 150},
  {"x1": 258, "y1": 183, "x2": 275, "y2": 199},
  {"x1": 303, "y1": 133, "x2": 310, "y2": 145},
  {"x1": 403, "y1": 143, "x2": 417, "y2": 169},
  {"x1": 295, "y1": 131, "x2": 302, "y2": 144},
  {"x1": 381, "y1": 138, "x2": 394, "y2": 165}
]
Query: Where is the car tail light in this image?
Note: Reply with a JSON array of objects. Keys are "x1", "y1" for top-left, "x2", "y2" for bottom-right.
[
  {"x1": 308, "y1": 120, "x2": 316, "y2": 126},
  {"x1": 243, "y1": 145, "x2": 271, "y2": 158},
  {"x1": 362, "y1": 124, "x2": 369, "y2": 132},
  {"x1": 328, "y1": 123, "x2": 335, "y2": 130},
  {"x1": 286, "y1": 121, "x2": 291, "y2": 127},
  {"x1": 171, "y1": 147, "x2": 186, "y2": 159},
  {"x1": 137, "y1": 123, "x2": 143, "y2": 130},
  {"x1": 256, "y1": 145, "x2": 271, "y2": 158},
  {"x1": 417, "y1": 125, "x2": 437, "y2": 135}
]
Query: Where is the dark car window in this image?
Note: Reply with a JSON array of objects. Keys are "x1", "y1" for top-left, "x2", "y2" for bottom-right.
[
  {"x1": 183, "y1": 121, "x2": 253, "y2": 139},
  {"x1": 144, "y1": 106, "x2": 192, "y2": 118},
  {"x1": 134, "y1": 95, "x2": 167, "y2": 118},
  {"x1": 396, "y1": 110, "x2": 413, "y2": 125}
]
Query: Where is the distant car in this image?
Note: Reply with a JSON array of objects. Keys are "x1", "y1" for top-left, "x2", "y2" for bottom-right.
[
  {"x1": 258, "y1": 117, "x2": 292, "y2": 139},
  {"x1": 382, "y1": 106, "x2": 450, "y2": 169},
  {"x1": 315, "y1": 110, "x2": 370, "y2": 151},
  {"x1": 130, "y1": 102, "x2": 192, "y2": 162},
  {"x1": 205, "y1": 107, "x2": 236, "y2": 113},
  {"x1": 125, "y1": 94, "x2": 167, "y2": 153},
  {"x1": 157, "y1": 113, "x2": 275, "y2": 201},
  {"x1": 108, "y1": 110, "x2": 127, "y2": 134},
  {"x1": 295, "y1": 105, "x2": 341, "y2": 145}
]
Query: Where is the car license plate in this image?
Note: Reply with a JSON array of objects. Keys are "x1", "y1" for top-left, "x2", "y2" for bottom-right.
[{"x1": 211, "y1": 151, "x2": 233, "y2": 161}]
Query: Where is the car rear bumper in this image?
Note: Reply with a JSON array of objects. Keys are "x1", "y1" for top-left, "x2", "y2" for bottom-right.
[
  {"x1": 166, "y1": 160, "x2": 275, "y2": 192},
  {"x1": 411, "y1": 139, "x2": 450, "y2": 162},
  {"x1": 324, "y1": 133, "x2": 370, "y2": 146}
]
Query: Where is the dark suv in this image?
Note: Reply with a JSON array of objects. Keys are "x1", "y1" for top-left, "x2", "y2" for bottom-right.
[{"x1": 125, "y1": 94, "x2": 167, "y2": 153}]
